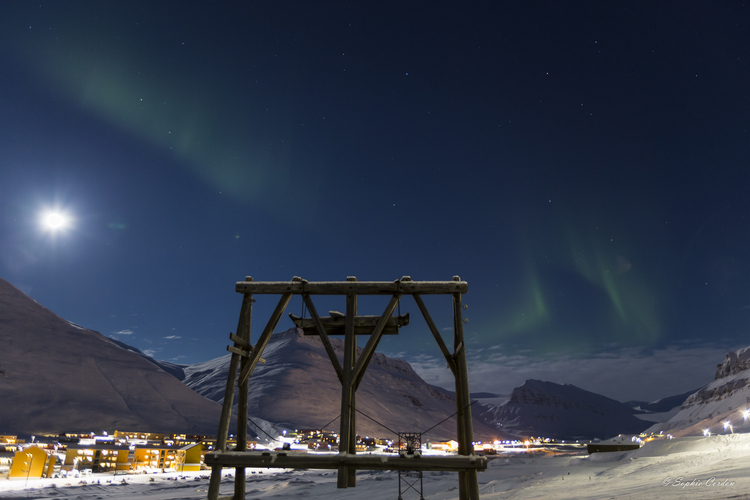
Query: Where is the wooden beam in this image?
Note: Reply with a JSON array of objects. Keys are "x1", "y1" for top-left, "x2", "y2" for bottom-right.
[
  {"x1": 226, "y1": 345, "x2": 249, "y2": 357},
  {"x1": 204, "y1": 451, "x2": 487, "y2": 472},
  {"x1": 207, "y1": 349, "x2": 238, "y2": 500},
  {"x1": 338, "y1": 291, "x2": 357, "y2": 488},
  {"x1": 208, "y1": 292, "x2": 253, "y2": 500},
  {"x1": 236, "y1": 279, "x2": 467, "y2": 295},
  {"x1": 352, "y1": 294, "x2": 401, "y2": 390},
  {"x1": 229, "y1": 333, "x2": 250, "y2": 348},
  {"x1": 453, "y1": 341, "x2": 464, "y2": 359},
  {"x1": 346, "y1": 292, "x2": 357, "y2": 487},
  {"x1": 453, "y1": 292, "x2": 478, "y2": 500},
  {"x1": 217, "y1": 293, "x2": 252, "y2": 448},
  {"x1": 235, "y1": 290, "x2": 253, "y2": 500},
  {"x1": 289, "y1": 312, "x2": 408, "y2": 335},
  {"x1": 302, "y1": 294, "x2": 343, "y2": 383},
  {"x1": 226, "y1": 345, "x2": 267, "y2": 363},
  {"x1": 413, "y1": 294, "x2": 457, "y2": 377},
  {"x1": 238, "y1": 293, "x2": 292, "y2": 385}
]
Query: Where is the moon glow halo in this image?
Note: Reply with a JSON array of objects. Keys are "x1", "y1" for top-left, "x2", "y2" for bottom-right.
[{"x1": 41, "y1": 211, "x2": 72, "y2": 232}]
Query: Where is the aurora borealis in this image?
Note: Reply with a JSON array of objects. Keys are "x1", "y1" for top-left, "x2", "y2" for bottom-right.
[{"x1": 1, "y1": 2, "x2": 748, "y2": 401}]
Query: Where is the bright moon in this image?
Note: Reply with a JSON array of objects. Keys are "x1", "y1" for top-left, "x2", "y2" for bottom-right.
[{"x1": 41, "y1": 211, "x2": 71, "y2": 231}]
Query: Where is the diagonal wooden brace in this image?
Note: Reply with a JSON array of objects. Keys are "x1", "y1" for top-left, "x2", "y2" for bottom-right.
[
  {"x1": 352, "y1": 294, "x2": 401, "y2": 390},
  {"x1": 413, "y1": 294, "x2": 457, "y2": 376},
  {"x1": 238, "y1": 292, "x2": 292, "y2": 385},
  {"x1": 303, "y1": 294, "x2": 344, "y2": 383}
]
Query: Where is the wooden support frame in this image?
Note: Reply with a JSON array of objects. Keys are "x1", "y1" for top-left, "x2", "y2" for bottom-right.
[{"x1": 207, "y1": 275, "x2": 481, "y2": 500}]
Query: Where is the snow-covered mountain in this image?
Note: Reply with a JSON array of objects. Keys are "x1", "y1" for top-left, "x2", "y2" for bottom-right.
[
  {"x1": 478, "y1": 379, "x2": 650, "y2": 440},
  {"x1": 647, "y1": 346, "x2": 750, "y2": 437},
  {"x1": 625, "y1": 387, "x2": 700, "y2": 424},
  {"x1": 0, "y1": 277, "x2": 225, "y2": 435},
  {"x1": 176, "y1": 327, "x2": 507, "y2": 442},
  {"x1": 626, "y1": 388, "x2": 700, "y2": 414}
]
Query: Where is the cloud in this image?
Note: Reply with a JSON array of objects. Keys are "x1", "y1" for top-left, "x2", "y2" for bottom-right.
[
  {"x1": 396, "y1": 343, "x2": 742, "y2": 403},
  {"x1": 112, "y1": 329, "x2": 134, "y2": 335},
  {"x1": 142, "y1": 349, "x2": 160, "y2": 358},
  {"x1": 164, "y1": 335, "x2": 182, "y2": 340}
]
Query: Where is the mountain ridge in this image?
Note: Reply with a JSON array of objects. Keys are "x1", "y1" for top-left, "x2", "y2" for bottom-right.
[
  {"x1": 0, "y1": 277, "x2": 225, "y2": 435},
  {"x1": 478, "y1": 379, "x2": 651, "y2": 440},
  {"x1": 177, "y1": 327, "x2": 507, "y2": 442},
  {"x1": 647, "y1": 346, "x2": 750, "y2": 437}
]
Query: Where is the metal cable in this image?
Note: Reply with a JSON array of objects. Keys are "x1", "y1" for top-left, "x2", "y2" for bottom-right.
[
  {"x1": 247, "y1": 416, "x2": 279, "y2": 443},
  {"x1": 351, "y1": 405, "x2": 400, "y2": 435},
  {"x1": 419, "y1": 400, "x2": 478, "y2": 436}
]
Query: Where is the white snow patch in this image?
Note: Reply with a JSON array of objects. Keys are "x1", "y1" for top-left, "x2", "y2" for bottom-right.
[{"x1": 2, "y1": 435, "x2": 749, "y2": 499}]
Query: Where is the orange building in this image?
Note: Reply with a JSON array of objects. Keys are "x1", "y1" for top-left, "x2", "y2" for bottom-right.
[
  {"x1": 132, "y1": 444, "x2": 185, "y2": 471},
  {"x1": 63, "y1": 444, "x2": 130, "y2": 472},
  {"x1": 9, "y1": 446, "x2": 55, "y2": 479},
  {"x1": 178, "y1": 443, "x2": 204, "y2": 471}
]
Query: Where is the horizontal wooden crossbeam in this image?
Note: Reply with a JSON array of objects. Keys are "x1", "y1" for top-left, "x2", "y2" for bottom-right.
[
  {"x1": 204, "y1": 451, "x2": 487, "y2": 472},
  {"x1": 229, "y1": 333, "x2": 250, "y2": 348},
  {"x1": 235, "y1": 277, "x2": 467, "y2": 295},
  {"x1": 226, "y1": 346, "x2": 266, "y2": 363}
]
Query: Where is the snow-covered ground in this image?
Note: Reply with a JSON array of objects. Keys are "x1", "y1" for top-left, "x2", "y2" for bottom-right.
[{"x1": 2, "y1": 434, "x2": 750, "y2": 499}]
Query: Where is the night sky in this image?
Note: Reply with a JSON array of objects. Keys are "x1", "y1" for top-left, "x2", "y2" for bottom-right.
[{"x1": 1, "y1": 2, "x2": 748, "y2": 402}]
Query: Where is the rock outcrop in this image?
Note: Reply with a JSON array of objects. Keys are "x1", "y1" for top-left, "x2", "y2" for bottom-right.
[{"x1": 647, "y1": 346, "x2": 750, "y2": 437}]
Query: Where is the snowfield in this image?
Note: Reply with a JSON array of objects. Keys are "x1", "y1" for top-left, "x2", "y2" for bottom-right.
[{"x1": 2, "y1": 435, "x2": 750, "y2": 499}]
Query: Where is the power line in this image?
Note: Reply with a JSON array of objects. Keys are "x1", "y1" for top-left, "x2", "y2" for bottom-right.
[
  {"x1": 320, "y1": 413, "x2": 341, "y2": 431},
  {"x1": 420, "y1": 400, "x2": 478, "y2": 436},
  {"x1": 247, "y1": 416, "x2": 279, "y2": 443},
  {"x1": 351, "y1": 405, "x2": 399, "y2": 435}
]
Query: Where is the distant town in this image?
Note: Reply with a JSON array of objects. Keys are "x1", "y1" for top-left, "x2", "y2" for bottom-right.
[
  {"x1": 0, "y1": 429, "x2": 453, "y2": 480},
  {"x1": 2, "y1": 427, "x2": 680, "y2": 482}
]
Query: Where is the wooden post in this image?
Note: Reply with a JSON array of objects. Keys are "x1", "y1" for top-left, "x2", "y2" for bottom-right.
[
  {"x1": 453, "y1": 288, "x2": 478, "y2": 500},
  {"x1": 338, "y1": 281, "x2": 357, "y2": 488},
  {"x1": 235, "y1": 286, "x2": 253, "y2": 500},
  {"x1": 347, "y1": 289, "x2": 357, "y2": 487},
  {"x1": 207, "y1": 286, "x2": 254, "y2": 500}
]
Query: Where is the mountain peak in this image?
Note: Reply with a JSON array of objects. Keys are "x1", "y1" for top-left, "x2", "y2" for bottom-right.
[
  {"x1": 0, "y1": 276, "x2": 225, "y2": 435},
  {"x1": 481, "y1": 379, "x2": 649, "y2": 440},
  {"x1": 714, "y1": 346, "x2": 750, "y2": 380},
  {"x1": 182, "y1": 327, "x2": 506, "y2": 441}
]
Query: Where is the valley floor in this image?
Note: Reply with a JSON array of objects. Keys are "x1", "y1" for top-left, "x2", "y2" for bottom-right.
[{"x1": 1, "y1": 434, "x2": 750, "y2": 499}]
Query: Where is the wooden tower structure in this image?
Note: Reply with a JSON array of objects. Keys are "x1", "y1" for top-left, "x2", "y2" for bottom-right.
[{"x1": 205, "y1": 276, "x2": 486, "y2": 500}]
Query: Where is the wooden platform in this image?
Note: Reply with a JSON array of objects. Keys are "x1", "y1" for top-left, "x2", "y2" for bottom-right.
[
  {"x1": 289, "y1": 311, "x2": 409, "y2": 335},
  {"x1": 204, "y1": 451, "x2": 487, "y2": 472}
]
